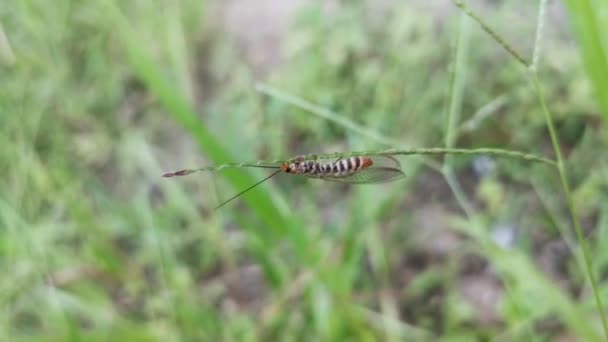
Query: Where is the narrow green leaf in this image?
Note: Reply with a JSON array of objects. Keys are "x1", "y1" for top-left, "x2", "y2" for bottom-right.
[
  {"x1": 105, "y1": 3, "x2": 288, "y2": 237},
  {"x1": 563, "y1": 0, "x2": 608, "y2": 117}
]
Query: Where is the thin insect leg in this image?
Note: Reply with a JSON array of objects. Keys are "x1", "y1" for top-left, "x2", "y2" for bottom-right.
[{"x1": 215, "y1": 169, "x2": 282, "y2": 209}]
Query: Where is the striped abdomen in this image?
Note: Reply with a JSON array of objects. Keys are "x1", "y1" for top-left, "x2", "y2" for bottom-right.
[{"x1": 280, "y1": 156, "x2": 373, "y2": 177}]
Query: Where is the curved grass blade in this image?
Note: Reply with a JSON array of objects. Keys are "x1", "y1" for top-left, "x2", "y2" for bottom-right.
[
  {"x1": 106, "y1": 3, "x2": 290, "y2": 236},
  {"x1": 162, "y1": 147, "x2": 555, "y2": 179}
]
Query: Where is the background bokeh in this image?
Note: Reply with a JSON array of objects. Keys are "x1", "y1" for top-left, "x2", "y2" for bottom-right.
[{"x1": 2, "y1": 0, "x2": 608, "y2": 340}]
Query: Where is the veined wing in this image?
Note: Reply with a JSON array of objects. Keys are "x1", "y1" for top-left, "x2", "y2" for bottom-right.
[
  {"x1": 320, "y1": 167, "x2": 405, "y2": 184},
  {"x1": 366, "y1": 155, "x2": 401, "y2": 169}
]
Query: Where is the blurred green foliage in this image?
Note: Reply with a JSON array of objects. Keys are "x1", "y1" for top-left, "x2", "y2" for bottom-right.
[
  {"x1": 1, "y1": 0, "x2": 607, "y2": 340},
  {"x1": 563, "y1": 0, "x2": 608, "y2": 117}
]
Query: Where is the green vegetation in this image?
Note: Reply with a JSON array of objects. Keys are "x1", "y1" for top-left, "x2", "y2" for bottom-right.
[{"x1": 2, "y1": 0, "x2": 607, "y2": 340}]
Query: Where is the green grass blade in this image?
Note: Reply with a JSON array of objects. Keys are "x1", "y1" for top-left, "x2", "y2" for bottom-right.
[
  {"x1": 451, "y1": 0, "x2": 528, "y2": 67},
  {"x1": 105, "y1": 4, "x2": 288, "y2": 236},
  {"x1": 255, "y1": 83, "x2": 408, "y2": 148},
  {"x1": 563, "y1": 0, "x2": 608, "y2": 117},
  {"x1": 164, "y1": 148, "x2": 555, "y2": 175},
  {"x1": 443, "y1": 10, "x2": 476, "y2": 221}
]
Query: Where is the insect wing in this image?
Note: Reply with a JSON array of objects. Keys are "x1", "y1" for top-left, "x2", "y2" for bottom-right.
[
  {"x1": 368, "y1": 155, "x2": 401, "y2": 169},
  {"x1": 322, "y1": 167, "x2": 405, "y2": 184}
]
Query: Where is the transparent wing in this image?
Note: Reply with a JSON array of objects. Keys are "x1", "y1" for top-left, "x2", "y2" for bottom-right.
[
  {"x1": 320, "y1": 167, "x2": 405, "y2": 184},
  {"x1": 367, "y1": 155, "x2": 401, "y2": 169}
]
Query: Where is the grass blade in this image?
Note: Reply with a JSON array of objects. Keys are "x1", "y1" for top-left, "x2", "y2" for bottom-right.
[
  {"x1": 563, "y1": 0, "x2": 608, "y2": 117},
  {"x1": 105, "y1": 3, "x2": 288, "y2": 236}
]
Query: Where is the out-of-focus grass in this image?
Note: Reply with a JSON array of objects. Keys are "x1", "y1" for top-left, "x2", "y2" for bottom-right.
[
  {"x1": 2, "y1": 0, "x2": 607, "y2": 340},
  {"x1": 563, "y1": 0, "x2": 608, "y2": 117}
]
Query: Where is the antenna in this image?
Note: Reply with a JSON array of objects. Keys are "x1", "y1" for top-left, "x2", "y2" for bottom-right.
[{"x1": 214, "y1": 169, "x2": 282, "y2": 209}]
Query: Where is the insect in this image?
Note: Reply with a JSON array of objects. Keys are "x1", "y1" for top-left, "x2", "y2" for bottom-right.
[{"x1": 162, "y1": 154, "x2": 405, "y2": 209}]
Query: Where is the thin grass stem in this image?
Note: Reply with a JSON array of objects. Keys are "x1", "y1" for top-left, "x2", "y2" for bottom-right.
[
  {"x1": 442, "y1": 11, "x2": 476, "y2": 218},
  {"x1": 453, "y1": 1, "x2": 608, "y2": 336},
  {"x1": 162, "y1": 147, "x2": 556, "y2": 177},
  {"x1": 530, "y1": 1, "x2": 607, "y2": 334},
  {"x1": 532, "y1": 74, "x2": 608, "y2": 336},
  {"x1": 451, "y1": 0, "x2": 529, "y2": 67},
  {"x1": 314, "y1": 148, "x2": 554, "y2": 165}
]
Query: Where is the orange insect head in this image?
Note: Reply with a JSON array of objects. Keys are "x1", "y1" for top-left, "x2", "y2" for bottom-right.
[{"x1": 280, "y1": 163, "x2": 292, "y2": 173}]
